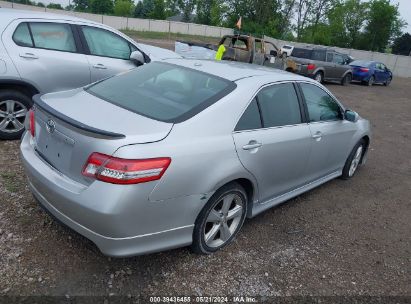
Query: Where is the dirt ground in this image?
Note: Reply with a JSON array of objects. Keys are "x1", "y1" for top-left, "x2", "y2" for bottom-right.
[{"x1": 0, "y1": 40, "x2": 410, "y2": 302}]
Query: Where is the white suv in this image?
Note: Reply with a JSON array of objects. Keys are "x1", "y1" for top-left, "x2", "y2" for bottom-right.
[{"x1": 0, "y1": 8, "x2": 180, "y2": 139}]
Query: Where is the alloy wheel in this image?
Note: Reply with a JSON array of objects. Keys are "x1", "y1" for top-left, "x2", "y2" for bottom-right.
[
  {"x1": 349, "y1": 145, "x2": 363, "y2": 177},
  {"x1": 203, "y1": 193, "x2": 244, "y2": 248},
  {"x1": 0, "y1": 100, "x2": 27, "y2": 133}
]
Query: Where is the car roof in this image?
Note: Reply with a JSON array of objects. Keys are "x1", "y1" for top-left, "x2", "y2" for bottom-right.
[
  {"x1": 0, "y1": 8, "x2": 99, "y2": 27},
  {"x1": 163, "y1": 58, "x2": 311, "y2": 82}
]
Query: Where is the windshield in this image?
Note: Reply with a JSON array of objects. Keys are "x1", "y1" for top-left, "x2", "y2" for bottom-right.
[{"x1": 86, "y1": 62, "x2": 236, "y2": 123}]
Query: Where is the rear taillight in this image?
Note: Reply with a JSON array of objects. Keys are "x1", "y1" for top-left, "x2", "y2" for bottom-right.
[
  {"x1": 82, "y1": 152, "x2": 171, "y2": 185},
  {"x1": 307, "y1": 64, "x2": 316, "y2": 71},
  {"x1": 360, "y1": 68, "x2": 369, "y2": 72},
  {"x1": 29, "y1": 108, "x2": 35, "y2": 137}
]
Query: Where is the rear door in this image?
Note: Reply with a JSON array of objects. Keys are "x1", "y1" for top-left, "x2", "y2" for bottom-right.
[
  {"x1": 232, "y1": 82, "x2": 312, "y2": 202},
  {"x1": 298, "y1": 82, "x2": 357, "y2": 181},
  {"x1": 78, "y1": 25, "x2": 137, "y2": 82},
  {"x1": 324, "y1": 52, "x2": 337, "y2": 79},
  {"x1": 4, "y1": 20, "x2": 91, "y2": 93}
]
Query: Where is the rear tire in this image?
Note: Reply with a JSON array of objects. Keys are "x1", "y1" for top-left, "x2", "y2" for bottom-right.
[
  {"x1": 314, "y1": 71, "x2": 323, "y2": 83},
  {"x1": 341, "y1": 140, "x2": 365, "y2": 180},
  {"x1": 0, "y1": 90, "x2": 32, "y2": 140},
  {"x1": 192, "y1": 182, "x2": 247, "y2": 254},
  {"x1": 367, "y1": 75, "x2": 375, "y2": 87}
]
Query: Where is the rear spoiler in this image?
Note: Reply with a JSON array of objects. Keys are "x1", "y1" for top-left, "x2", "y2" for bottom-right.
[{"x1": 33, "y1": 94, "x2": 126, "y2": 139}]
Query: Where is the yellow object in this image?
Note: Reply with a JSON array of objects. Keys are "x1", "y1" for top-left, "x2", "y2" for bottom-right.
[{"x1": 215, "y1": 44, "x2": 226, "y2": 61}]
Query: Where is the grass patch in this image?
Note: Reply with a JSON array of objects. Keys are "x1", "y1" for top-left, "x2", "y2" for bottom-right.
[
  {"x1": 121, "y1": 29, "x2": 220, "y2": 44},
  {"x1": 1, "y1": 172, "x2": 20, "y2": 193}
]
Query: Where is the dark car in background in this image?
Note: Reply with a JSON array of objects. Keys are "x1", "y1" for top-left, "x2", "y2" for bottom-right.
[
  {"x1": 349, "y1": 60, "x2": 393, "y2": 86},
  {"x1": 290, "y1": 47, "x2": 353, "y2": 85}
]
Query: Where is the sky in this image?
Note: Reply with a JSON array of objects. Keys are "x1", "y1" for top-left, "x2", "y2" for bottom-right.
[{"x1": 30, "y1": 0, "x2": 411, "y2": 34}]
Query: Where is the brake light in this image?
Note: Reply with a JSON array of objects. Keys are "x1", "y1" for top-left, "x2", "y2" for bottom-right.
[
  {"x1": 29, "y1": 108, "x2": 35, "y2": 137},
  {"x1": 82, "y1": 152, "x2": 171, "y2": 185},
  {"x1": 307, "y1": 64, "x2": 316, "y2": 71},
  {"x1": 360, "y1": 68, "x2": 369, "y2": 72}
]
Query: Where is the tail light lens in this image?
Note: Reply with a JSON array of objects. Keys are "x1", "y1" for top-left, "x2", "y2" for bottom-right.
[
  {"x1": 307, "y1": 64, "x2": 316, "y2": 71},
  {"x1": 360, "y1": 68, "x2": 369, "y2": 72},
  {"x1": 82, "y1": 152, "x2": 171, "y2": 185},
  {"x1": 29, "y1": 108, "x2": 35, "y2": 137}
]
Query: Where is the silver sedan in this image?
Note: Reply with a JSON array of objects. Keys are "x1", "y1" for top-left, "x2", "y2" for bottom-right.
[{"x1": 20, "y1": 59, "x2": 371, "y2": 257}]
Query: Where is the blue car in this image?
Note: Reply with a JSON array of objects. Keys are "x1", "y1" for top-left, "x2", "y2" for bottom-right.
[{"x1": 350, "y1": 60, "x2": 393, "y2": 86}]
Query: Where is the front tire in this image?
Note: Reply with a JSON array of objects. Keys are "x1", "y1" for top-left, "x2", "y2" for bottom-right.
[
  {"x1": 341, "y1": 140, "x2": 365, "y2": 179},
  {"x1": 341, "y1": 73, "x2": 352, "y2": 86},
  {"x1": 192, "y1": 182, "x2": 248, "y2": 254},
  {"x1": 0, "y1": 90, "x2": 32, "y2": 140},
  {"x1": 384, "y1": 77, "x2": 392, "y2": 86}
]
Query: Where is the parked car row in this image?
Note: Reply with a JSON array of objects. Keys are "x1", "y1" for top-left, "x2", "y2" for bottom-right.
[
  {"x1": 283, "y1": 46, "x2": 393, "y2": 87},
  {"x1": 1, "y1": 9, "x2": 371, "y2": 257}
]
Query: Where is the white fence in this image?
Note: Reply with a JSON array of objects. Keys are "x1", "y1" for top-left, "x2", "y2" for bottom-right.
[{"x1": 1, "y1": 0, "x2": 410, "y2": 77}]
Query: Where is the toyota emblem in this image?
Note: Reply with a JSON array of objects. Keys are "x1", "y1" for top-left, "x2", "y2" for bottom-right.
[{"x1": 46, "y1": 119, "x2": 56, "y2": 134}]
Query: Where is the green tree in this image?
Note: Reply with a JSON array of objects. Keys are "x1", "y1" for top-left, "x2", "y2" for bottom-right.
[
  {"x1": 392, "y1": 33, "x2": 411, "y2": 55},
  {"x1": 178, "y1": 0, "x2": 196, "y2": 22},
  {"x1": 114, "y1": 0, "x2": 134, "y2": 16},
  {"x1": 36, "y1": 2, "x2": 45, "y2": 7},
  {"x1": 150, "y1": 0, "x2": 166, "y2": 19},
  {"x1": 72, "y1": 0, "x2": 90, "y2": 12},
  {"x1": 46, "y1": 3, "x2": 63, "y2": 9},
  {"x1": 90, "y1": 0, "x2": 114, "y2": 14},
  {"x1": 196, "y1": 0, "x2": 213, "y2": 25},
  {"x1": 361, "y1": 0, "x2": 405, "y2": 52},
  {"x1": 165, "y1": 0, "x2": 180, "y2": 17},
  {"x1": 327, "y1": 0, "x2": 369, "y2": 48},
  {"x1": 134, "y1": 0, "x2": 155, "y2": 18}
]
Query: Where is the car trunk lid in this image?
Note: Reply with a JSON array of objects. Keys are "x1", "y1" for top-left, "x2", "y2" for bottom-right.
[{"x1": 32, "y1": 89, "x2": 173, "y2": 185}]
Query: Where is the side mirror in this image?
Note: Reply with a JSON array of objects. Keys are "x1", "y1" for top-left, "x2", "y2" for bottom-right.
[
  {"x1": 130, "y1": 51, "x2": 145, "y2": 66},
  {"x1": 270, "y1": 50, "x2": 278, "y2": 57},
  {"x1": 345, "y1": 109, "x2": 359, "y2": 122}
]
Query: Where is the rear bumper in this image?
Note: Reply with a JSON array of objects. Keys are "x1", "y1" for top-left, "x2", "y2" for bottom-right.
[{"x1": 20, "y1": 132, "x2": 199, "y2": 257}]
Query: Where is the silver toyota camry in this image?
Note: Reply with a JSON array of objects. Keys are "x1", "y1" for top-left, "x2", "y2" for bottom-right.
[{"x1": 20, "y1": 59, "x2": 371, "y2": 257}]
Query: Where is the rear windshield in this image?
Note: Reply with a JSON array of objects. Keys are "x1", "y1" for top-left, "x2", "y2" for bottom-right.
[
  {"x1": 86, "y1": 62, "x2": 236, "y2": 123},
  {"x1": 350, "y1": 60, "x2": 372, "y2": 67},
  {"x1": 291, "y1": 48, "x2": 312, "y2": 59}
]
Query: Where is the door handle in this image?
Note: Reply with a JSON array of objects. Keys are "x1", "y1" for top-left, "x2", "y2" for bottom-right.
[
  {"x1": 242, "y1": 141, "x2": 262, "y2": 151},
  {"x1": 93, "y1": 64, "x2": 107, "y2": 70},
  {"x1": 19, "y1": 53, "x2": 38, "y2": 59},
  {"x1": 312, "y1": 131, "x2": 323, "y2": 140}
]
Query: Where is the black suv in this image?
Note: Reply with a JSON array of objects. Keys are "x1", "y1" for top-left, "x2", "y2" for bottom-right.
[{"x1": 289, "y1": 47, "x2": 353, "y2": 85}]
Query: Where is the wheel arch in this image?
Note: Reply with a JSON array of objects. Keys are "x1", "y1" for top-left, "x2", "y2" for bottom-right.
[
  {"x1": 212, "y1": 176, "x2": 257, "y2": 218},
  {"x1": 0, "y1": 80, "x2": 40, "y2": 100}
]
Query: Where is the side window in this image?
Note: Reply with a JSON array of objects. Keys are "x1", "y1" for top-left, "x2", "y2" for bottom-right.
[
  {"x1": 333, "y1": 54, "x2": 344, "y2": 65},
  {"x1": 82, "y1": 26, "x2": 132, "y2": 60},
  {"x1": 312, "y1": 50, "x2": 326, "y2": 61},
  {"x1": 326, "y1": 52, "x2": 334, "y2": 62},
  {"x1": 257, "y1": 83, "x2": 302, "y2": 128},
  {"x1": 12, "y1": 23, "x2": 33, "y2": 47},
  {"x1": 233, "y1": 39, "x2": 247, "y2": 50},
  {"x1": 30, "y1": 22, "x2": 77, "y2": 52},
  {"x1": 300, "y1": 83, "x2": 341, "y2": 122},
  {"x1": 235, "y1": 98, "x2": 262, "y2": 131}
]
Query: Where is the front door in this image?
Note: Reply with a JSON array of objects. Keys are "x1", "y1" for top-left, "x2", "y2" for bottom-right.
[
  {"x1": 79, "y1": 25, "x2": 137, "y2": 82},
  {"x1": 299, "y1": 82, "x2": 357, "y2": 181},
  {"x1": 5, "y1": 20, "x2": 91, "y2": 93},
  {"x1": 233, "y1": 82, "x2": 312, "y2": 203}
]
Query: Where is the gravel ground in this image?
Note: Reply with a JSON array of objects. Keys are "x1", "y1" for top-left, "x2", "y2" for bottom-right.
[{"x1": 0, "y1": 44, "x2": 410, "y2": 301}]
